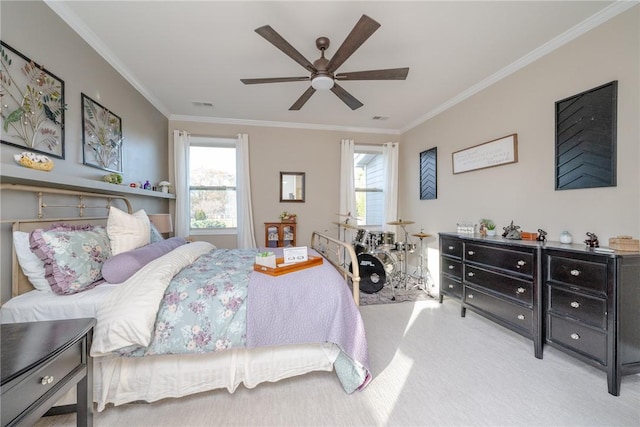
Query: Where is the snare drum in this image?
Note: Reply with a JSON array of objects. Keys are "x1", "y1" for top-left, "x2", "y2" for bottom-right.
[{"x1": 395, "y1": 241, "x2": 416, "y2": 253}]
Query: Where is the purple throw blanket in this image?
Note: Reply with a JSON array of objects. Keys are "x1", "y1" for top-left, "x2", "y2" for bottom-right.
[{"x1": 246, "y1": 250, "x2": 371, "y2": 392}]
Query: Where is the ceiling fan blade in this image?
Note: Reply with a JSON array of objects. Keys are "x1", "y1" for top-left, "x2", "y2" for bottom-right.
[
  {"x1": 289, "y1": 86, "x2": 316, "y2": 110},
  {"x1": 335, "y1": 67, "x2": 409, "y2": 81},
  {"x1": 241, "y1": 76, "x2": 310, "y2": 85},
  {"x1": 326, "y1": 15, "x2": 381, "y2": 74},
  {"x1": 331, "y1": 83, "x2": 363, "y2": 110},
  {"x1": 255, "y1": 25, "x2": 316, "y2": 73}
]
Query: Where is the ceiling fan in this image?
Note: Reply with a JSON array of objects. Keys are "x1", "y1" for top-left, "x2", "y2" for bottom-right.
[{"x1": 240, "y1": 14, "x2": 409, "y2": 111}]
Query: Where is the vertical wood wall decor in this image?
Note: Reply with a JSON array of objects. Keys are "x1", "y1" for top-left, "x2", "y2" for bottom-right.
[
  {"x1": 555, "y1": 81, "x2": 617, "y2": 190},
  {"x1": 420, "y1": 147, "x2": 437, "y2": 200}
]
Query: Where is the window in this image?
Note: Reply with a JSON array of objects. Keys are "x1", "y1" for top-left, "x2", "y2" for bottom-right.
[
  {"x1": 188, "y1": 137, "x2": 237, "y2": 234},
  {"x1": 354, "y1": 146, "x2": 384, "y2": 227}
]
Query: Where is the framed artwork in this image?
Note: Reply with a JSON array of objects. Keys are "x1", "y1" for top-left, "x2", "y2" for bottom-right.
[
  {"x1": 82, "y1": 93, "x2": 123, "y2": 172},
  {"x1": 420, "y1": 147, "x2": 437, "y2": 200},
  {"x1": 452, "y1": 134, "x2": 518, "y2": 174},
  {"x1": 0, "y1": 41, "x2": 66, "y2": 159},
  {"x1": 555, "y1": 81, "x2": 617, "y2": 190}
]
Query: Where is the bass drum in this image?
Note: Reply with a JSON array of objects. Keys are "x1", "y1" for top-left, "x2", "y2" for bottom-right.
[{"x1": 349, "y1": 252, "x2": 398, "y2": 294}]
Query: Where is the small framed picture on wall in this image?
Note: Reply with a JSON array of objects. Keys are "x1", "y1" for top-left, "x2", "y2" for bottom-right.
[{"x1": 420, "y1": 147, "x2": 437, "y2": 200}]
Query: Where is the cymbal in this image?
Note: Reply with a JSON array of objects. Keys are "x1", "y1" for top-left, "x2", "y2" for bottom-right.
[
  {"x1": 332, "y1": 221, "x2": 360, "y2": 230},
  {"x1": 387, "y1": 219, "x2": 415, "y2": 225},
  {"x1": 335, "y1": 213, "x2": 361, "y2": 220},
  {"x1": 412, "y1": 233, "x2": 432, "y2": 238}
]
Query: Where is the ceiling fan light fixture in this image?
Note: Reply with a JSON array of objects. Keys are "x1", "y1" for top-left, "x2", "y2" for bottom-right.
[{"x1": 311, "y1": 75, "x2": 334, "y2": 91}]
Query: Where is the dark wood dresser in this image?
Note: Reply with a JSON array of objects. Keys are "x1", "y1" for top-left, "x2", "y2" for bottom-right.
[
  {"x1": 1, "y1": 318, "x2": 95, "y2": 427},
  {"x1": 439, "y1": 232, "x2": 640, "y2": 396}
]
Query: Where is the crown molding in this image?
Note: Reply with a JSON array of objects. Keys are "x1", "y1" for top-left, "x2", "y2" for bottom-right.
[
  {"x1": 44, "y1": 0, "x2": 172, "y2": 118},
  {"x1": 169, "y1": 115, "x2": 402, "y2": 135},
  {"x1": 400, "y1": 1, "x2": 638, "y2": 133}
]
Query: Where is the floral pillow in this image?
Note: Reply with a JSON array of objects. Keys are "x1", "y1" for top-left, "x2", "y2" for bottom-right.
[{"x1": 30, "y1": 224, "x2": 112, "y2": 295}]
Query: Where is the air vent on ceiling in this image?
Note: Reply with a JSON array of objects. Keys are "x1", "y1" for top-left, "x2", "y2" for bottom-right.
[
  {"x1": 192, "y1": 101, "x2": 214, "y2": 108},
  {"x1": 372, "y1": 116, "x2": 389, "y2": 121}
]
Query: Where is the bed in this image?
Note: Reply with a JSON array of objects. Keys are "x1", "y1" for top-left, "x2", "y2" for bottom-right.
[{"x1": 0, "y1": 188, "x2": 368, "y2": 412}]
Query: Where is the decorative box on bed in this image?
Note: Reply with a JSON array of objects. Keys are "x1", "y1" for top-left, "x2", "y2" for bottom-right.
[{"x1": 1, "y1": 188, "x2": 369, "y2": 411}]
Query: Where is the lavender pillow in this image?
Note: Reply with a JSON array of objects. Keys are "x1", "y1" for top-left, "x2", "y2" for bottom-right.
[
  {"x1": 102, "y1": 237, "x2": 188, "y2": 283},
  {"x1": 30, "y1": 224, "x2": 112, "y2": 295}
]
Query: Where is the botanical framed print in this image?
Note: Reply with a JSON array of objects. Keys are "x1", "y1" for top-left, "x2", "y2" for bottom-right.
[
  {"x1": 82, "y1": 93, "x2": 123, "y2": 172},
  {"x1": 0, "y1": 41, "x2": 66, "y2": 159}
]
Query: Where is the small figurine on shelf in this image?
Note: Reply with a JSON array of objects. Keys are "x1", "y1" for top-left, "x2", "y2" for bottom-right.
[
  {"x1": 143, "y1": 180, "x2": 151, "y2": 190},
  {"x1": 584, "y1": 232, "x2": 599, "y2": 248},
  {"x1": 537, "y1": 228, "x2": 547, "y2": 243}
]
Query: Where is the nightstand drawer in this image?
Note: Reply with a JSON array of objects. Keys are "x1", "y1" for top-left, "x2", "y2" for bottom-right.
[
  {"x1": 2, "y1": 340, "x2": 83, "y2": 425},
  {"x1": 465, "y1": 243, "x2": 533, "y2": 277},
  {"x1": 548, "y1": 256, "x2": 607, "y2": 293},
  {"x1": 441, "y1": 258, "x2": 462, "y2": 279},
  {"x1": 548, "y1": 287, "x2": 606, "y2": 328},
  {"x1": 548, "y1": 315, "x2": 607, "y2": 364}
]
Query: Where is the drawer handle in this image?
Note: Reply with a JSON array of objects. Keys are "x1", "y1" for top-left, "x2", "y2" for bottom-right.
[
  {"x1": 41, "y1": 375, "x2": 54, "y2": 385},
  {"x1": 448, "y1": 265, "x2": 455, "y2": 270},
  {"x1": 570, "y1": 301, "x2": 580, "y2": 308},
  {"x1": 448, "y1": 246, "x2": 454, "y2": 250},
  {"x1": 467, "y1": 272, "x2": 475, "y2": 277},
  {"x1": 468, "y1": 294, "x2": 474, "y2": 299},
  {"x1": 570, "y1": 269, "x2": 580, "y2": 276},
  {"x1": 467, "y1": 250, "x2": 475, "y2": 255},
  {"x1": 570, "y1": 333, "x2": 580, "y2": 340},
  {"x1": 517, "y1": 314, "x2": 525, "y2": 320},
  {"x1": 448, "y1": 284, "x2": 454, "y2": 289},
  {"x1": 517, "y1": 260, "x2": 526, "y2": 266},
  {"x1": 516, "y1": 287, "x2": 525, "y2": 294}
]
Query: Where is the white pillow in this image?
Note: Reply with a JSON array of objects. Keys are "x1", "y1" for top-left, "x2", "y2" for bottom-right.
[
  {"x1": 13, "y1": 231, "x2": 51, "y2": 292},
  {"x1": 107, "y1": 206, "x2": 151, "y2": 255}
]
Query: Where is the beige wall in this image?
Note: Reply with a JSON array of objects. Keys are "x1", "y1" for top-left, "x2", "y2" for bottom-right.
[
  {"x1": 168, "y1": 121, "x2": 392, "y2": 248},
  {"x1": 0, "y1": 1, "x2": 170, "y2": 302},
  {"x1": 399, "y1": 6, "x2": 640, "y2": 286}
]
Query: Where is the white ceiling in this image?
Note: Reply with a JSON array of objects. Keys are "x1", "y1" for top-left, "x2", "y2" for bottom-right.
[{"x1": 46, "y1": 1, "x2": 630, "y2": 134}]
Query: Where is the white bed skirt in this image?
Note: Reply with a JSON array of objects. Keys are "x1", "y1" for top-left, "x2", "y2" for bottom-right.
[{"x1": 93, "y1": 343, "x2": 339, "y2": 411}]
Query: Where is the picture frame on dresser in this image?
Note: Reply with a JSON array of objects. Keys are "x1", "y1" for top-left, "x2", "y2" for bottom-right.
[{"x1": 0, "y1": 41, "x2": 66, "y2": 159}]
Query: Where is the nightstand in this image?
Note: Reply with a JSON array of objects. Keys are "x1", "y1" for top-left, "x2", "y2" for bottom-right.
[{"x1": 1, "y1": 318, "x2": 96, "y2": 427}]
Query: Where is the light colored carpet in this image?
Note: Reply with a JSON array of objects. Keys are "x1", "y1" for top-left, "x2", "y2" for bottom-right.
[{"x1": 36, "y1": 299, "x2": 640, "y2": 427}]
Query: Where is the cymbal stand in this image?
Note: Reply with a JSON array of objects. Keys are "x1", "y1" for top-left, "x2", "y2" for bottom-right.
[
  {"x1": 412, "y1": 233, "x2": 432, "y2": 296},
  {"x1": 400, "y1": 224, "x2": 411, "y2": 289}
]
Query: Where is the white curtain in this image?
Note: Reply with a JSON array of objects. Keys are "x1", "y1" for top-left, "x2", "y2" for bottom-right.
[
  {"x1": 236, "y1": 133, "x2": 257, "y2": 249},
  {"x1": 339, "y1": 139, "x2": 357, "y2": 242},
  {"x1": 383, "y1": 142, "x2": 399, "y2": 234},
  {"x1": 173, "y1": 130, "x2": 191, "y2": 238}
]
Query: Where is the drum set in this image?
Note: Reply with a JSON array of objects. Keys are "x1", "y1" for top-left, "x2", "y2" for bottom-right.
[{"x1": 334, "y1": 214, "x2": 432, "y2": 298}]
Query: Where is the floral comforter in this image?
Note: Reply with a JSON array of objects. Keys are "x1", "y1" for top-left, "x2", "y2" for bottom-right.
[{"x1": 91, "y1": 242, "x2": 371, "y2": 392}]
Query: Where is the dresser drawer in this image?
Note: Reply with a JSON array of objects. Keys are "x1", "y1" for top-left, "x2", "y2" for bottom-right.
[
  {"x1": 441, "y1": 237, "x2": 463, "y2": 259},
  {"x1": 465, "y1": 243, "x2": 533, "y2": 277},
  {"x1": 465, "y1": 265, "x2": 533, "y2": 306},
  {"x1": 548, "y1": 286, "x2": 606, "y2": 328},
  {"x1": 2, "y1": 340, "x2": 83, "y2": 425},
  {"x1": 441, "y1": 275, "x2": 462, "y2": 299},
  {"x1": 548, "y1": 256, "x2": 607, "y2": 293},
  {"x1": 548, "y1": 315, "x2": 607, "y2": 365},
  {"x1": 441, "y1": 258, "x2": 462, "y2": 279},
  {"x1": 464, "y1": 286, "x2": 533, "y2": 335}
]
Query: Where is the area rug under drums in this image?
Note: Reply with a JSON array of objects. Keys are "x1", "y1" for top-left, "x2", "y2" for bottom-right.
[{"x1": 356, "y1": 277, "x2": 434, "y2": 305}]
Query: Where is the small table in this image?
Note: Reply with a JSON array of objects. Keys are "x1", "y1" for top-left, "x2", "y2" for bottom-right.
[{"x1": 1, "y1": 318, "x2": 96, "y2": 427}]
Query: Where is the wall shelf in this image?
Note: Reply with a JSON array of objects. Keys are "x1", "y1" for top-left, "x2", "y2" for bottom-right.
[{"x1": 0, "y1": 164, "x2": 175, "y2": 200}]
